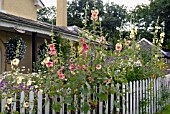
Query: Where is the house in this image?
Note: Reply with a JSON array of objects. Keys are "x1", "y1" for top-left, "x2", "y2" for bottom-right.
[
  {"x1": 138, "y1": 38, "x2": 170, "y2": 66},
  {"x1": 0, "y1": 0, "x2": 79, "y2": 73}
]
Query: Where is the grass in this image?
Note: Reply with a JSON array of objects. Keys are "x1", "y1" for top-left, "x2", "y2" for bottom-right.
[{"x1": 156, "y1": 103, "x2": 170, "y2": 114}]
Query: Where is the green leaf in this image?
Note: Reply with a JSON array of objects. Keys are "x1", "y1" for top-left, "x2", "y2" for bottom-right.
[
  {"x1": 52, "y1": 102, "x2": 62, "y2": 112},
  {"x1": 65, "y1": 96, "x2": 73, "y2": 104},
  {"x1": 97, "y1": 93, "x2": 108, "y2": 101},
  {"x1": 83, "y1": 102, "x2": 90, "y2": 114}
]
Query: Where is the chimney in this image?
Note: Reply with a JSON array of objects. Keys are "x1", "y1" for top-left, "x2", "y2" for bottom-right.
[{"x1": 56, "y1": 0, "x2": 67, "y2": 26}]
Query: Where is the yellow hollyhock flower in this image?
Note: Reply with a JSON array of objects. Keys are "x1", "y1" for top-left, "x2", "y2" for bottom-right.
[
  {"x1": 11, "y1": 58, "x2": 20, "y2": 66},
  {"x1": 24, "y1": 102, "x2": 29, "y2": 108},
  {"x1": 7, "y1": 98, "x2": 12, "y2": 104},
  {"x1": 41, "y1": 57, "x2": 50, "y2": 65}
]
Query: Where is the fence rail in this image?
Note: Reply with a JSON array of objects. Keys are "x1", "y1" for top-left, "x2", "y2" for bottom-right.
[{"x1": 1, "y1": 77, "x2": 170, "y2": 114}]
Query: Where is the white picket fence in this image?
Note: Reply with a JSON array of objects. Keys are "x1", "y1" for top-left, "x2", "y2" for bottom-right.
[{"x1": 1, "y1": 77, "x2": 170, "y2": 114}]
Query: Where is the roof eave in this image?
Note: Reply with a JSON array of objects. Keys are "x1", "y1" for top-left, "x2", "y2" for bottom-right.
[{"x1": 34, "y1": 0, "x2": 45, "y2": 9}]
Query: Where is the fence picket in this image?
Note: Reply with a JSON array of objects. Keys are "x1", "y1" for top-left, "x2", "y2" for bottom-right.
[
  {"x1": 126, "y1": 83, "x2": 129, "y2": 114},
  {"x1": 1, "y1": 93, "x2": 6, "y2": 112},
  {"x1": 122, "y1": 83, "x2": 126, "y2": 114},
  {"x1": 116, "y1": 83, "x2": 120, "y2": 113},
  {"x1": 45, "y1": 94, "x2": 50, "y2": 114},
  {"x1": 111, "y1": 92, "x2": 114, "y2": 113},
  {"x1": 129, "y1": 82, "x2": 132, "y2": 114},
  {"x1": 133, "y1": 81, "x2": 136, "y2": 114},
  {"x1": 29, "y1": 91, "x2": 34, "y2": 114},
  {"x1": 136, "y1": 81, "x2": 139, "y2": 114},
  {"x1": 37, "y1": 91, "x2": 42, "y2": 114},
  {"x1": 80, "y1": 93, "x2": 84, "y2": 114},
  {"x1": 0, "y1": 77, "x2": 170, "y2": 114},
  {"x1": 139, "y1": 80, "x2": 142, "y2": 114},
  {"x1": 12, "y1": 93, "x2": 17, "y2": 112},
  {"x1": 20, "y1": 91, "x2": 25, "y2": 114}
]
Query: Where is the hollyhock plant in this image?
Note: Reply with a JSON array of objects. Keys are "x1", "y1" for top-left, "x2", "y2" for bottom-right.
[
  {"x1": 49, "y1": 43, "x2": 55, "y2": 50},
  {"x1": 116, "y1": 43, "x2": 122, "y2": 51},
  {"x1": 49, "y1": 50, "x2": 57, "y2": 56},
  {"x1": 0, "y1": 8, "x2": 168, "y2": 114},
  {"x1": 91, "y1": 9, "x2": 99, "y2": 21},
  {"x1": 46, "y1": 62, "x2": 53, "y2": 67},
  {"x1": 96, "y1": 64, "x2": 102, "y2": 70}
]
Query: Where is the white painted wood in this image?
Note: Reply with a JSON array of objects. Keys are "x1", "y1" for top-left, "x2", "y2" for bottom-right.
[
  {"x1": 45, "y1": 94, "x2": 50, "y2": 114},
  {"x1": 29, "y1": 91, "x2": 34, "y2": 114},
  {"x1": 1, "y1": 93, "x2": 6, "y2": 112},
  {"x1": 126, "y1": 84, "x2": 129, "y2": 114},
  {"x1": 37, "y1": 91, "x2": 42, "y2": 114},
  {"x1": 153, "y1": 79, "x2": 156, "y2": 113},
  {"x1": 20, "y1": 91, "x2": 25, "y2": 114},
  {"x1": 129, "y1": 82, "x2": 132, "y2": 114},
  {"x1": 133, "y1": 81, "x2": 136, "y2": 114},
  {"x1": 52, "y1": 96, "x2": 56, "y2": 114},
  {"x1": 146, "y1": 79, "x2": 148, "y2": 113},
  {"x1": 116, "y1": 83, "x2": 120, "y2": 113},
  {"x1": 139, "y1": 80, "x2": 142, "y2": 114},
  {"x1": 73, "y1": 95, "x2": 78, "y2": 114},
  {"x1": 111, "y1": 93, "x2": 114, "y2": 114},
  {"x1": 99, "y1": 99, "x2": 103, "y2": 114},
  {"x1": 136, "y1": 81, "x2": 139, "y2": 114},
  {"x1": 12, "y1": 93, "x2": 17, "y2": 112},
  {"x1": 142, "y1": 80, "x2": 145, "y2": 114},
  {"x1": 148, "y1": 79, "x2": 151, "y2": 114},
  {"x1": 80, "y1": 93, "x2": 84, "y2": 114},
  {"x1": 122, "y1": 83, "x2": 126, "y2": 114},
  {"x1": 105, "y1": 100, "x2": 108, "y2": 114},
  {"x1": 156, "y1": 78, "x2": 159, "y2": 112}
]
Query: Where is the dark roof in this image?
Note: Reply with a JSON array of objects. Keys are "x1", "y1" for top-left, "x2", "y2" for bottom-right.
[
  {"x1": 138, "y1": 38, "x2": 170, "y2": 58},
  {"x1": 0, "y1": 12, "x2": 79, "y2": 36}
]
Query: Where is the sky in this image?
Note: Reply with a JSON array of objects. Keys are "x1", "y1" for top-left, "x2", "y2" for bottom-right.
[{"x1": 41, "y1": 0, "x2": 150, "y2": 10}]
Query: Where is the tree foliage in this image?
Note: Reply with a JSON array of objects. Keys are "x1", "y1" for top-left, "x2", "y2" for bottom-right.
[
  {"x1": 132, "y1": 0, "x2": 170, "y2": 49},
  {"x1": 37, "y1": 0, "x2": 127, "y2": 45}
]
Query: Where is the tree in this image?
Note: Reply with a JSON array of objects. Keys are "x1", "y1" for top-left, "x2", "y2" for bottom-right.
[
  {"x1": 132, "y1": 0, "x2": 170, "y2": 49},
  {"x1": 37, "y1": 6, "x2": 56, "y2": 24},
  {"x1": 37, "y1": 0, "x2": 128, "y2": 45}
]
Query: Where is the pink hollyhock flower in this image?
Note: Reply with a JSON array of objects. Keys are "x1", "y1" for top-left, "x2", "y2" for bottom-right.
[
  {"x1": 49, "y1": 44, "x2": 55, "y2": 51},
  {"x1": 75, "y1": 65, "x2": 80, "y2": 69},
  {"x1": 54, "y1": 60, "x2": 58, "y2": 64},
  {"x1": 61, "y1": 66, "x2": 65, "y2": 70},
  {"x1": 82, "y1": 65, "x2": 86, "y2": 70},
  {"x1": 57, "y1": 69, "x2": 62, "y2": 75},
  {"x1": 69, "y1": 59, "x2": 73, "y2": 63},
  {"x1": 125, "y1": 40, "x2": 131, "y2": 46},
  {"x1": 115, "y1": 43, "x2": 122, "y2": 51},
  {"x1": 69, "y1": 64, "x2": 75, "y2": 71},
  {"x1": 46, "y1": 62, "x2": 53, "y2": 67},
  {"x1": 96, "y1": 64, "x2": 102, "y2": 70},
  {"x1": 91, "y1": 9, "x2": 99, "y2": 21},
  {"x1": 49, "y1": 50, "x2": 57, "y2": 56},
  {"x1": 80, "y1": 38, "x2": 84, "y2": 44},
  {"x1": 82, "y1": 43, "x2": 88, "y2": 51},
  {"x1": 59, "y1": 74, "x2": 65, "y2": 79}
]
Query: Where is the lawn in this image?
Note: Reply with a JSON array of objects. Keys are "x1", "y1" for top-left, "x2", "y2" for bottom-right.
[{"x1": 156, "y1": 103, "x2": 170, "y2": 114}]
